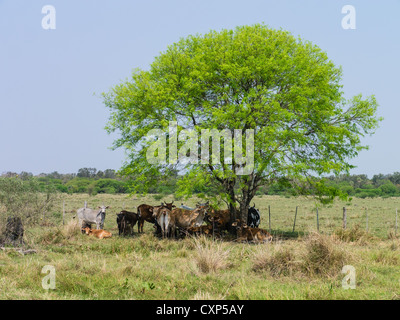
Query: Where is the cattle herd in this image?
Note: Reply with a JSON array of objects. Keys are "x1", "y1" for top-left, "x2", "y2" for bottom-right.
[{"x1": 76, "y1": 201, "x2": 273, "y2": 243}]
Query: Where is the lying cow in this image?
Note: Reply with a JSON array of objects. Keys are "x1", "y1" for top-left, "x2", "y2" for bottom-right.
[
  {"x1": 231, "y1": 219, "x2": 272, "y2": 243},
  {"x1": 186, "y1": 224, "x2": 214, "y2": 237},
  {"x1": 82, "y1": 227, "x2": 112, "y2": 239},
  {"x1": 116, "y1": 210, "x2": 140, "y2": 236},
  {"x1": 77, "y1": 205, "x2": 109, "y2": 232}
]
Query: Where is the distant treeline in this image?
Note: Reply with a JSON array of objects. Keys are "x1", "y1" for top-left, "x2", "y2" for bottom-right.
[{"x1": 2, "y1": 169, "x2": 400, "y2": 198}]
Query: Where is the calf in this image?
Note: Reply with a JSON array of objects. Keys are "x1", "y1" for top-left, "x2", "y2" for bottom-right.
[
  {"x1": 231, "y1": 219, "x2": 272, "y2": 243},
  {"x1": 186, "y1": 224, "x2": 214, "y2": 237},
  {"x1": 116, "y1": 210, "x2": 140, "y2": 236},
  {"x1": 82, "y1": 227, "x2": 112, "y2": 239}
]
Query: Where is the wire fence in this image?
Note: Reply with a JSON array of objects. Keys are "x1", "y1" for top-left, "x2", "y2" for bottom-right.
[{"x1": 52, "y1": 194, "x2": 400, "y2": 239}]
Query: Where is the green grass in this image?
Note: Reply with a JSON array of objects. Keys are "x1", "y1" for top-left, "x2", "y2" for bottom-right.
[{"x1": 1, "y1": 194, "x2": 400, "y2": 300}]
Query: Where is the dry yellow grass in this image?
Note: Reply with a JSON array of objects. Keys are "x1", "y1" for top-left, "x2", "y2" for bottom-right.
[{"x1": 1, "y1": 194, "x2": 400, "y2": 300}]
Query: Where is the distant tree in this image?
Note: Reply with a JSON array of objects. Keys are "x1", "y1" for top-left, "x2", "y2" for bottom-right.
[
  {"x1": 96, "y1": 170, "x2": 104, "y2": 179},
  {"x1": 379, "y1": 181, "x2": 397, "y2": 195},
  {"x1": 104, "y1": 169, "x2": 116, "y2": 179},
  {"x1": 387, "y1": 172, "x2": 400, "y2": 186},
  {"x1": 77, "y1": 168, "x2": 97, "y2": 178},
  {"x1": 1, "y1": 172, "x2": 18, "y2": 178},
  {"x1": 47, "y1": 171, "x2": 63, "y2": 180},
  {"x1": 19, "y1": 172, "x2": 33, "y2": 180}
]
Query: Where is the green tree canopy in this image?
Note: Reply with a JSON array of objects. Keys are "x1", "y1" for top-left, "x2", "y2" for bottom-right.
[{"x1": 103, "y1": 24, "x2": 380, "y2": 223}]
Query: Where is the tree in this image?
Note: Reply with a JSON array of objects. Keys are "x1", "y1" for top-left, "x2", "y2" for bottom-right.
[
  {"x1": 104, "y1": 169, "x2": 117, "y2": 179},
  {"x1": 77, "y1": 168, "x2": 97, "y2": 178},
  {"x1": 103, "y1": 24, "x2": 380, "y2": 225},
  {"x1": 0, "y1": 177, "x2": 58, "y2": 228}
]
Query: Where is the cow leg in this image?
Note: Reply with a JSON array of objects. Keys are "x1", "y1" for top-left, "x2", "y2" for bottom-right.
[
  {"x1": 138, "y1": 219, "x2": 144, "y2": 233},
  {"x1": 80, "y1": 220, "x2": 84, "y2": 234},
  {"x1": 121, "y1": 220, "x2": 126, "y2": 235}
]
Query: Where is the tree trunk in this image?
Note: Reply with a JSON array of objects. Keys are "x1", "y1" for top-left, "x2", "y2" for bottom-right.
[{"x1": 2, "y1": 216, "x2": 24, "y2": 246}]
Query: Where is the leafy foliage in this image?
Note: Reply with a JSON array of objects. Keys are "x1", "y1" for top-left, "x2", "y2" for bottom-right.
[
  {"x1": 0, "y1": 177, "x2": 58, "y2": 227},
  {"x1": 103, "y1": 24, "x2": 381, "y2": 221}
]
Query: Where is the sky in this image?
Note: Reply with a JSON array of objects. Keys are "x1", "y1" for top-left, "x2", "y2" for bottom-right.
[{"x1": 0, "y1": 0, "x2": 399, "y2": 177}]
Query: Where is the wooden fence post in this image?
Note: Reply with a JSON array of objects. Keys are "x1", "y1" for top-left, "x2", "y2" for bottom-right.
[
  {"x1": 316, "y1": 207, "x2": 319, "y2": 232},
  {"x1": 62, "y1": 200, "x2": 65, "y2": 225},
  {"x1": 268, "y1": 205, "x2": 271, "y2": 234},
  {"x1": 396, "y1": 208, "x2": 398, "y2": 236},
  {"x1": 343, "y1": 207, "x2": 347, "y2": 229},
  {"x1": 293, "y1": 206, "x2": 298, "y2": 233},
  {"x1": 366, "y1": 208, "x2": 368, "y2": 232}
]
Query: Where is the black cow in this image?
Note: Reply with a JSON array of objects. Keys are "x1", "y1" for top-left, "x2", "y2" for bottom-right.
[
  {"x1": 247, "y1": 204, "x2": 260, "y2": 228},
  {"x1": 116, "y1": 210, "x2": 140, "y2": 236}
]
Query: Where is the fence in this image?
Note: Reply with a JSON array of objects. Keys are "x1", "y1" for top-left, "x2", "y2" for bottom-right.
[
  {"x1": 51, "y1": 194, "x2": 400, "y2": 239},
  {"x1": 263, "y1": 204, "x2": 399, "y2": 239}
]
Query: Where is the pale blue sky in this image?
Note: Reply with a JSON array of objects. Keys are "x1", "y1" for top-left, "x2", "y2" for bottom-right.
[{"x1": 0, "y1": 0, "x2": 399, "y2": 176}]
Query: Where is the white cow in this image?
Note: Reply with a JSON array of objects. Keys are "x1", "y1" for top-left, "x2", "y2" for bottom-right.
[{"x1": 77, "y1": 205, "x2": 109, "y2": 230}]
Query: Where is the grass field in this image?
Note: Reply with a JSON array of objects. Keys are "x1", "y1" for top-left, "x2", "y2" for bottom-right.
[{"x1": 1, "y1": 194, "x2": 399, "y2": 300}]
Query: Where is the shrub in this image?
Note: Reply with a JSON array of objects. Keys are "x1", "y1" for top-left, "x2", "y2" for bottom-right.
[
  {"x1": 0, "y1": 177, "x2": 58, "y2": 228},
  {"x1": 192, "y1": 236, "x2": 231, "y2": 273},
  {"x1": 333, "y1": 224, "x2": 374, "y2": 244},
  {"x1": 372, "y1": 250, "x2": 399, "y2": 266},
  {"x1": 302, "y1": 232, "x2": 348, "y2": 277},
  {"x1": 252, "y1": 245, "x2": 298, "y2": 277}
]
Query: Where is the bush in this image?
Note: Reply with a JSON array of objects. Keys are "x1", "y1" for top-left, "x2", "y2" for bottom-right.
[
  {"x1": 65, "y1": 178, "x2": 92, "y2": 194},
  {"x1": 192, "y1": 237, "x2": 231, "y2": 273},
  {"x1": 334, "y1": 224, "x2": 374, "y2": 244},
  {"x1": 94, "y1": 179, "x2": 127, "y2": 194},
  {"x1": 252, "y1": 245, "x2": 298, "y2": 277},
  {"x1": 0, "y1": 177, "x2": 58, "y2": 227},
  {"x1": 379, "y1": 182, "x2": 397, "y2": 196},
  {"x1": 302, "y1": 232, "x2": 348, "y2": 277}
]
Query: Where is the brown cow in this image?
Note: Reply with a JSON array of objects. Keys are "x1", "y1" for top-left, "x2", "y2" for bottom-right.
[
  {"x1": 137, "y1": 202, "x2": 176, "y2": 233},
  {"x1": 206, "y1": 209, "x2": 231, "y2": 232},
  {"x1": 163, "y1": 201, "x2": 176, "y2": 210},
  {"x1": 231, "y1": 219, "x2": 272, "y2": 243},
  {"x1": 186, "y1": 224, "x2": 214, "y2": 237},
  {"x1": 82, "y1": 227, "x2": 112, "y2": 239},
  {"x1": 170, "y1": 202, "x2": 210, "y2": 237}
]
